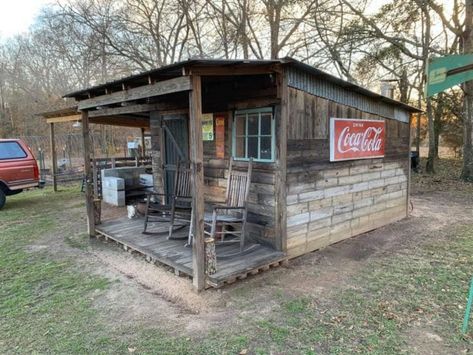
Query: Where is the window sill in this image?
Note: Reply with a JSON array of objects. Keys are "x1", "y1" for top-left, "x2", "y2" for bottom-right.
[{"x1": 232, "y1": 157, "x2": 274, "y2": 163}]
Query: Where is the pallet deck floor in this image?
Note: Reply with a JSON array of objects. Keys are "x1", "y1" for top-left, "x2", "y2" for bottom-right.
[{"x1": 95, "y1": 217, "x2": 287, "y2": 287}]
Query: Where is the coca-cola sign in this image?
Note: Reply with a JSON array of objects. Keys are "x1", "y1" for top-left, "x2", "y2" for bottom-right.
[{"x1": 330, "y1": 118, "x2": 385, "y2": 162}]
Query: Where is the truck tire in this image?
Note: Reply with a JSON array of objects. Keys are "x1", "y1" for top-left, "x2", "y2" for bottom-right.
[{"x1": 0, "y1": 190, "x2": 5, "y2": 210}]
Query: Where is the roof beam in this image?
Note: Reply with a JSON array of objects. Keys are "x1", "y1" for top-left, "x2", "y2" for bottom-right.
[
  {"x1": 189, "y1": 64, "x2": 281, "y2": 76},
  {"x1": 88, "y1": 102, "x2": 182, "y2": 118},
  {"x1": 89, "y1": 115, "x2": 149, "y2": 128},
  {"x1": 78, "y1": 76, "x2": 191, "y2": 110},
  {"x1": 46, "y1": 114, "x2": 82, "y2": 124}
]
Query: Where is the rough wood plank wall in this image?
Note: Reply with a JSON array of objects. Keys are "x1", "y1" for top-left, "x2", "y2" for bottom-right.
[
  {"x1": 287, "y1": 67, "x2": 411, "y2": 122},
  {"x1": 286, "y1": 87, "x2": 410, "y2": 258},
  {"x1": 147, "y1": 93, "x2": 280, "y2": 250},
  {"x1": 202, "y1": 112, "x2": 277, "y2": 248}
]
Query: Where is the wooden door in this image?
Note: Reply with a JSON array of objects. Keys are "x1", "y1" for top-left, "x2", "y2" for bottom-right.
[{"x1": 162, "y1": 114, "x2": 189, "y2": 196}]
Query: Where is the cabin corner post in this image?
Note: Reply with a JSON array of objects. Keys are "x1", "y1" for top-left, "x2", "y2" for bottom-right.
[
  {"x1": 189, "y1": 75, "x2": 205, "y2": 291},
  {"x1": 406, "y1": 113, "x2": 413, "y2": 217},
  {"x1": 275, "y1": 70, "x2": 288, "y2": 252},
  {"x1": 140, "y1": 127, "x2": 146, "y2": 157},
  {"x1": 49, "y1": 122, "x2": 58, "y2": 192},
  {"x1": 80, "y1": 110, "x2": 96, "y2": 237}
]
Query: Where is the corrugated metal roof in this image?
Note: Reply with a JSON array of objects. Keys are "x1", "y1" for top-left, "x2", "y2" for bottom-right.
[
  {"x1": 283, "y1": 58, "x2": 421, "y2": 113},
  {"x1": 63, "y1": 59, "x2": 280, "y2": 98},
  {"x1": 63, "y1": 57, "x2": 421, "y2": 113}
]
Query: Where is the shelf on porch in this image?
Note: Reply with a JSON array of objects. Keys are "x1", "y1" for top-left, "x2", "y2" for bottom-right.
[{"x1": 95, "y1": 217, "x2": 287, "y2": 288}]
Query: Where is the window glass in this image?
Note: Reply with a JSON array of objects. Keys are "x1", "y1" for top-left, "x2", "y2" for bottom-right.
[
  {"x1": 0, "y1": 142, "x2": 27, "y2": 160},
  {"x1": 247, "y1": 137, "x2": 258, "y2": 159},
  {"x1": 233, "y1": 108, "x2": 274, "y2": 162},
  {"x1": 260, "y1": 137, "x2": 272, "y2": 160},
  {"x1": 260, "y1": 114, "x2": 272, "y2": 135},
  {"x1": 247, "y1": 114, "x2": 259, "y2": 135}
]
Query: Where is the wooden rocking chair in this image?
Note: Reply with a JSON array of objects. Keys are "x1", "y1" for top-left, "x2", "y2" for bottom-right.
[
  {"x1": 203, "y1": 158, "x2": 253, "y2": 257},
  {"x1": 143, "y1": 161, "x2": 192, "y2": 239}
]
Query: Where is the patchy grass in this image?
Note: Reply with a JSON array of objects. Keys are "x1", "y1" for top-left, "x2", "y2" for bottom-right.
[
  {"x1": 0, "y1": 186, "x2": 111, "y2": 353},
  {"x1": 64, "y1": 232, "x2": 90, "y2": 250},
  {"x1": 227, "y1": 226, "x2": 473, "y2": 354},
  {"x1": 1, "y1": 172, "x2": 473, "y2": 353}
]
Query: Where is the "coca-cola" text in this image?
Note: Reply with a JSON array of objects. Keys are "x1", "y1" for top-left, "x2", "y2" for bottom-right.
[{"x1": 330, "y1": 118, "x2": 385, "y2": 161}]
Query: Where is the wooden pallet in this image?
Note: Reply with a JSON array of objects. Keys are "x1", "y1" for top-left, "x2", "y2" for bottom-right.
[
  {"x1": 95, "y1": 217, "x2": 287, "y2": 289},
  {"x1": 95, "y1": 229, "x2": 193, "y2": 278},
  {"x1": 206, "y1": 258, "x2": 288, "y2": 288}
]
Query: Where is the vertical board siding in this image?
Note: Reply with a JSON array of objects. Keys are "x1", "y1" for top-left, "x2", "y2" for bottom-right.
[
  {"x1": 286, "y1": 88, "x2": 410, "y2": 258},
  {"x1": 287, "y1": 68, "x2": 410, "y2": 123},
  {"x1": 203, "y1": 112, "x2": 278, "y2": 249}
]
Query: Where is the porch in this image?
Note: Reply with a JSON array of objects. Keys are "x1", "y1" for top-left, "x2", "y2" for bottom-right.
[
  {"x1": 46, "y1": 59, "x2": 290, "y2": 291},
  {"x1": 95, "y1": 217, "x2": 287, "y2": 288}
]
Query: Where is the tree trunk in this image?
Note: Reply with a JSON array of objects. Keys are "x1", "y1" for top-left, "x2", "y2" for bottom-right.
[
  {"x1": 399, "y1": 69, "x2": 409, "y2": 103},
  {"x1": 423, "y1": 0, "x2": 435, "y2": 173},
  {"x1": 222, "y1": 1, "x2": 229, "y2": 59},
  {"x1": 434, "y1": 124, "x2": 440, "y2": 158},
  {"x1": 267, "y1": 0, "x2": 281, "y2": 59},
  {"x1": 461, "y1": 0, "x2": 473, "y2": 181},
  {"x1": 416, "y1": 94, "x2": 422, "y2": 153},
  {"x1": 241, "y1": 0, "x2": 249, "y2": 59},
  {"x1": 416, "y1": 114, "x2": 421, "y2": 153},
  {"x1": 462, "y1": 81, "x2": 473, "y2": 180},
  {"x1": 433, "y1": 94, "x2": 443, "y2": 159},
  {"x1": 426, "y1": 98, "x2": 436, "y2": 173}
]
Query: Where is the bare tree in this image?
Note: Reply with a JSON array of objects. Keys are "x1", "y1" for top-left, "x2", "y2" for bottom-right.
[{"x1": 461, "y1": 0, "x2": 473, "y2": 181}]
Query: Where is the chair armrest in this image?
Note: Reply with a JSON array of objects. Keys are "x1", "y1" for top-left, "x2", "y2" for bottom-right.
[
  {"x1": 210, "y1": 200, "x2": 226, "y2": 204},
  {"x1": 174, "y1": 195, "x2": 192, "y2": 202},
  {"x1": 146, "y1": 192, "x2": 173, "y2": 203},
  {"x1": 146, "y1": 191, "x2": 169, "y2": 197},
  {"x1": 213, "y1": 205, "x2": 246, "y2": 211}
]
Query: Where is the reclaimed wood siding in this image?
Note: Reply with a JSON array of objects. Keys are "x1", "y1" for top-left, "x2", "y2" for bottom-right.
[
  {"x1": 286, "y1": 87, "x2": 410, "y2": 258},
  {"x1": 287, "y1": 67, "x2": 410, "y2": 122},
  {"x1": 203, "y1": 112, "x2": 278, "y2": 248}
]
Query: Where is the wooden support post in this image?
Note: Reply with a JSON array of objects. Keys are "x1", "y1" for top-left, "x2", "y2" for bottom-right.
[
  {"x1": 49, "y1": 123, "x2": 58, "y2": 192},
  {"x1": 81, "y1": 110, "x2": 96, "y2": 237},
  {"x1": 189, "y1": 75, "x2": 205, "y2": 291},
  {"x1": 407, "y1": 113, "x2": 412, "y2": 217},
  {"x1": 275, "y1": 71, "x2": 288, "y2": 252},
  {"x1": 92, "y1": 159, "x2": 98, "y2": 197},
  {"x1": 141, "y1": 127, "x2": 146, "y2": 157}
]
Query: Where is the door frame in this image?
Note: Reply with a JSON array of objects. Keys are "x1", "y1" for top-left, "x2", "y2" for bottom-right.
[{"x1": 161, "y1": 113, "x2": 189, "y2": 196}]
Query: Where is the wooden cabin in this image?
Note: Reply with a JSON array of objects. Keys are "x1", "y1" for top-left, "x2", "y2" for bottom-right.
[{"x1": 48, "y1": 58, "x2": 420, "y2": 290}]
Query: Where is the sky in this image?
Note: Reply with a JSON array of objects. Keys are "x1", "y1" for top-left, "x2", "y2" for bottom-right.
[
  {"x1": 0, "y1": 0, "x2": 455, "y2": 41},
  {"x1": 0, "y1": 0, "x2": 54, "y2": 40}
]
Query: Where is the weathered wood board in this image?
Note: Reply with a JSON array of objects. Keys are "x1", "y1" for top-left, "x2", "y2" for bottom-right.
[
  {"x1": 95, "y1": 217, "x2": 286, "y2": 288},
  {"x1": 285, "y1": 87, "x2": 410, "y2": 257}
]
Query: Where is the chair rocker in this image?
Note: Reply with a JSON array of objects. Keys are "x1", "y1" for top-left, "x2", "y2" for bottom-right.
[
  {"x1": 143, "y1": 161, "x2": 192, "y2": 240},
  {"x1": 203, "y1": 158, "x2": 253, "y2": 257}
]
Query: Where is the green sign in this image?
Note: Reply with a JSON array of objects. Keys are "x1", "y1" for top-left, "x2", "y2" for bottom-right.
[
  {"x1": 202, "y1": 113, "x2": 214, "y2": 141},
  {"x1": 426, "y1": 54, "x2": 473, "y2": 97}
]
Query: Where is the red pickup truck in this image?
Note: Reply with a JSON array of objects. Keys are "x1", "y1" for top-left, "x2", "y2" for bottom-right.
[{"x1": 0, "y1": 139, "x2": 44, "y2": 209}]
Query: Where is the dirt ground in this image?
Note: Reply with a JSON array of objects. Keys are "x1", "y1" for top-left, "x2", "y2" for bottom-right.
[{"x1": 27, "y1": 167, "x2": 473, "y2": 353}]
